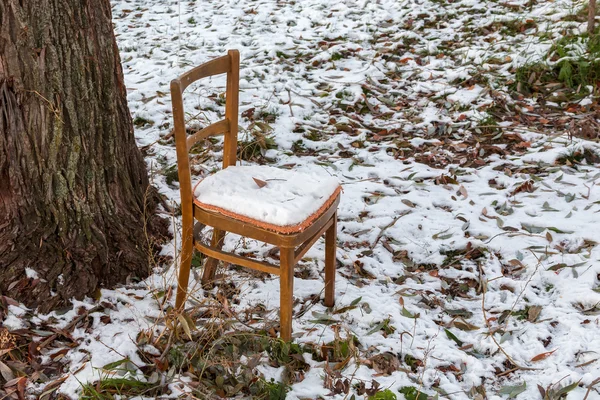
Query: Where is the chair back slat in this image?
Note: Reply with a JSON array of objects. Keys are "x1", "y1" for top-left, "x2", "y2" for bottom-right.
[
  {"x1": 186, "y1": 119, "x2": 230, "y2": 149},
  {"x1": 223, "y1": 50, "x2": 240, "y2": 168},
  {"x1": 176, "y1": 54, "x2": 231, "y2": 92},
  {"x1": 170, "y1": 49, "x2": 240, "y2": 221}
]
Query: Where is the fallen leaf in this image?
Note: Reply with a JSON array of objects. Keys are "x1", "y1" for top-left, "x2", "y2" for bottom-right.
[
  {"x1": 401, "y1": 307, "x2": 419, "y2": 319},
  {"x1": 510, "y1": 180, "x2": 535, "y2": 196},
  {"x1": 253, "y1": 177, "x2": 267, "y2": 188},
  {"x1": 499, "y1": 382, "x2": 526, "y2": 398},
  {"x1": 333, "y1": 297, "x2": 362, "y2": 314},
  {"x1": 521, "y1": 223, "x2": 545, "y2": 234},
  {"x1": 554, "y1": 381, "x2": 580, "y2": 397},
  {"x1": 309, "y1": 311, "x2": 339, "y2": 325},
  {"x1": 177, "y1": 314, "x2": 194, "y2": 340},
  {"x1": 454, "y1": 318, "x2": 479, "y2": 331},
  {"x1": 445, "y1": 329, "x2": 463, "y2": 346},
  {"x1": 368, "y1": 352, "x2": 401, "y2": 375},
  {"x1": 527, "y1": 306, "x2": 542, "y2": 322},
  {"x1": 0, "y1": 360, "x2": 14, "y2": 382},
  {"x1": 531, "y1": 348, "x2": 557, "y2": 362},
  {"x1": 401, "y1": 199, "x2": 416, "y2": 208}
]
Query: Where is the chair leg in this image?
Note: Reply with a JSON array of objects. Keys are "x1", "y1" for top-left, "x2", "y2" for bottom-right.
[
  {"x1": 324, "y1": 213, "x2": 337, "y2": 308},
  {"x1": 279, "y1": 246, "x2": 295, "y2": 341},
  {"x1": 201, "y1": 228, "x2": 225, "y2": 287},
  {"x1": 175, "y1": 219, "x2": 195, "y2": 309}
]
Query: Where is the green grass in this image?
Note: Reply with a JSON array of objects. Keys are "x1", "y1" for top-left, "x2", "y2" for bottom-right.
[
  {"x1": 398, "y1": 386, "x2": 428, "y2": 400},
  {"x1": 255, "y1": 109, "x2": 280, "y2": 123},
  {"x1": 133, "y1": 116, "x2": 154, "y2": 127},
  {"x1": 369, "y1": 389, "x2": 398, "y2": 400},
  {"x1": 331, "y1": 52, "x2": 343, "y2": 61},
  {"x1": 555, "y1": 147, "x2": 600, "y2": 166},
  {"x1": 514, "y1": 34, "x2": 600, "y2": 97},
  {"x1": 251, "y1": 378, "x2": 289, "y2": 400},
  {"x1": 237, "y1": 133, "x2": 277, "y2": 162},
  {"x1": 163, "y1": 164, "x2": 179, "y2": 186},
  {"x1": 80, "y1": 378, "x2": 154, "y2": 399}
]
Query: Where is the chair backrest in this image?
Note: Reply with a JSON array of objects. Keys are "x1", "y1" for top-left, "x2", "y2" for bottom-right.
[{"x1": 170, "y1": 50, "x2": 240, "y2": 212}]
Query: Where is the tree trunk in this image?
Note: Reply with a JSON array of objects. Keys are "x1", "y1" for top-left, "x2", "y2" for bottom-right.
[{"x1": 0, "y1": 0, "x2": 166, "y2": 312}]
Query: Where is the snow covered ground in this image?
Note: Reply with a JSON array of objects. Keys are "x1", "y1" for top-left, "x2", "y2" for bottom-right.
[{"x1": 2, "y1": 0, "x2": 600, "y2": 398}]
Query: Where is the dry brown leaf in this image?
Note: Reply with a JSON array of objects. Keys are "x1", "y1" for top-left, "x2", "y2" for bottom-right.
[
  {"x1": 253, "y1": 177, "x2": 267, "y2": 188},
  {"x1": 454, "y1": 318, "x2": 480, "y2": 331},
  {"x1": 435, "y1": 174, "x2": 458, "y2": 185},
  {"x1": 508, "y1": 259, "x2": 525, "y2": 268},
  {"x1": 354, "y1": 260, "x2": 376, "y2": 279},
  {"x1": 333, "y1": 355, "x2": 352, "y2": 371},
  {"x1": 527, "y1": 305, "x2": 543, "y2": 322},
  {"x1": 369, "y1": 352, "x2": 401, "y2": 375},
  {"x1": 0, "y1": 360, "x2": 14, "y2": 382},
  {"x1": 401, "y1": 199, "x2": 416, "y2": 208},
  {"x1": 510, "y1": 180, "x2": 535, "y2": 196},
  {"x1": 531, "y1": 348, "x2": 557, "y2": 362}
]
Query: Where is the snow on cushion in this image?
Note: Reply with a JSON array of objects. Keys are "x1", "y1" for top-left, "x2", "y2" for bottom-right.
[{"x1": 193, "y1": 166, "x2": 340, "y2": 233}]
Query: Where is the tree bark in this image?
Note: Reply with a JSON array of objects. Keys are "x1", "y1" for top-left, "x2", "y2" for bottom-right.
[{"x1": 0, "y1": 0, "x2": 166, "y2": 311}]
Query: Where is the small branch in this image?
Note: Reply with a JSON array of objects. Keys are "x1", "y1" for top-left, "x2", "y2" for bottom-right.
[
  {"x1": 159, "y1": 329, "x2": 175, "y2": 362},
  {"x1": 478, "y1": 263, "x2": 538, "y2": 373},
  {"x1": 140, "y1": 130, "x2": 175, "y2": 152},
  {"x1": 285, "y1": 89, "x2": 294, "y2": 117},
  {"x1": 37, "y1": 305, "x2": 103, "y2": 350},
  {"x1": 583, "y1": 377, "x2": 600, "y2": 400},
  {"x1": 370, "y1": 211, "x2": 410, "y2": 250},
  {"x1": 589, "y1": 0, "x2": 597, "y2": 35},
  {"x1": 498, "y1": 252, "x2": 541, "y2": 338},
  {"x1": 582, "y1": 182, "x2": 594, "y2": 200}
]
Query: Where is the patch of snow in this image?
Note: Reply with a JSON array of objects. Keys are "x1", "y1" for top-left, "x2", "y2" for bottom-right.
[
  {"x1": 194, "y1": 165, "x2": 340, "y2": 227},
  {"x1": 25, "y1": 267, "x2": 39, "y2": 279}
]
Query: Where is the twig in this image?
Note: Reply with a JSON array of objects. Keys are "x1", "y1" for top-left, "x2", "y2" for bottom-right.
[
  {"x1": 159, "y1": 329, "x2": 175, "y2": 362},
  {"x1": 478, "y1": 263, "x2": 537, "y2": 373},
  {"x1": 140, "y1": 130, "x2": 175, "y2": 152},
  {"x1": 341, "y1": 177, "x2": 380, "y2": 185},
  {"x1": 417, "y1": 328, "x2": 439, "y2": 395},
  {"x1": 341, "y1": 363, "x2": 362, "y2": 400},
  {"x1": 501, "y1": 250, "x2": 541, "y2": 335},
  {"x1": 496, "y1": 367, "x2": 521, "y2": 377},
  {"x1": 37, "y1": 305, "x2": 104, "y2": 350},
  {"x1": 97, "y1": 337, "x2": 142, "y2": 369},
  {"x1": 589, "y1": 0, "x2": 597, "y2": 35},
  {"x1": 583, "y1": 377, "x2": 600, "y2": 400},
  {"x1": 483, "y1": 231, "x2": 543, "y2": 244},
  {"x1": 582, "y1": 182, "x2": 594, "y2": 200},
  {"x1": 285, "y1": 89, "x2": 294, "y2": 117},
  {"x1": 370, "y1": 211, "x2": 410, "y2": 250},
  {"x1": 288, "y1": 88, "x2": 324, "y2": 108}
]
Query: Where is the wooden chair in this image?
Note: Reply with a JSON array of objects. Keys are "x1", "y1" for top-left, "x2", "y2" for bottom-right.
[{"x1": 170, "y1": 50, "x2": 341, "y2": 341}]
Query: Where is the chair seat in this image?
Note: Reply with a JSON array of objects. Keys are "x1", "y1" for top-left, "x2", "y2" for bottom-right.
[{"x1": 193, "y1": 166, "x2": 341, "y2": 234}]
